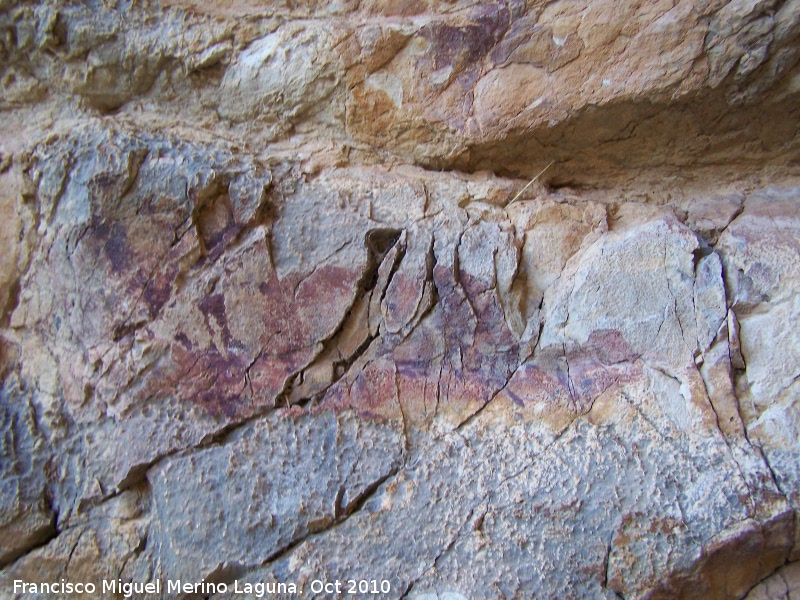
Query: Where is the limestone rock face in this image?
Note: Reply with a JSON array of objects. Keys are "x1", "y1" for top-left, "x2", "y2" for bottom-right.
[
  {"x1": 1, "y1": 0, "x2": 799, "y2": 598},
  {"x1": 745, "y1": 561, "x2": 800, "y2": 600}
]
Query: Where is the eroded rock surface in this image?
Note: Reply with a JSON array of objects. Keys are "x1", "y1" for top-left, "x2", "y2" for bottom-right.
[{"x1": 1, "y1": 0, "x2": 799, "y2": 598}]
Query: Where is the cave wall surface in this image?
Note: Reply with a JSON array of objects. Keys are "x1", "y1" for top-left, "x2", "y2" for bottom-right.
[{"x1": 1, "y1": 0, "x2": 800, "y2": 598}]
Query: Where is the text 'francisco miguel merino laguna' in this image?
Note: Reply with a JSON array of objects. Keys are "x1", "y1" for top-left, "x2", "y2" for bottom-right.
[{"x1": 13, "y1": 579, "x2": 298, "y2": 597}]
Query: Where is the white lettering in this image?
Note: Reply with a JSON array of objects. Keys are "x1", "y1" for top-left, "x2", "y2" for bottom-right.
[{"x1": 8, "y1": 581, "x2": 102, "y2": 595}]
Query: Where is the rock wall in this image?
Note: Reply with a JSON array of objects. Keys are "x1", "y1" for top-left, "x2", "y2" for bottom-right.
[{"x1": 1, "y1": 0, "x2": 800, "y2": 598}]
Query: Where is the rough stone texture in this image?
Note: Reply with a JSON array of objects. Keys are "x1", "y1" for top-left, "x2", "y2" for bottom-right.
[
  {"x1": 744, "y1": 562, "x2": 800, "y2": 600},
  {"x1": 1, "y1": 0, "x2": 800, "y2": 598}
]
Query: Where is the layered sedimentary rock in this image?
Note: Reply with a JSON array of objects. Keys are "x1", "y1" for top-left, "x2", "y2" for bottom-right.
[{"x1": 1, "y1": 0, "x2": 800, "y2": 598}]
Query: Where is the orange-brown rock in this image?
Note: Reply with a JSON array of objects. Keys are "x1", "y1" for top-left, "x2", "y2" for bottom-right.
[{"x1": 1, "y1": 1, "x2": 799, "y2": 598}]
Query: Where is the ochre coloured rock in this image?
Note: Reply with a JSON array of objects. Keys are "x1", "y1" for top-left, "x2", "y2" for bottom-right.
[{"x1": 1, "y1": 1, "x2": 799, "y2": 598}]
